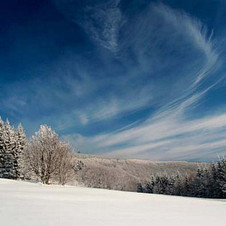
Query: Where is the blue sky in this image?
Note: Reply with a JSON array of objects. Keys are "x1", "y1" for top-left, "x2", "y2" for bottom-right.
[{"x1": 1, "y1": 0, "x2": 226, "y2": 161}]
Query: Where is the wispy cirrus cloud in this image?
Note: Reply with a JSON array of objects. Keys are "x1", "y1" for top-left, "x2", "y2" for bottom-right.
[
  {"x1": 64, "y1": 110, "x2": 226, "y2": 160},
  {"x1": 77, "y1": 0, "x2": 125, "y2": 52},
  {"x1": 154, "y1": 3, "x2": 219, "y2": 86},
  {"x1": 61, "y1": 2, "x2": 225, "y2": 161}
]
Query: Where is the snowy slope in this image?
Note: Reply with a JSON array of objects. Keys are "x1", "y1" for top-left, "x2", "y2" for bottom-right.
[{"x1": 0, "y1": 179, "x2": 225, "y2": 226}]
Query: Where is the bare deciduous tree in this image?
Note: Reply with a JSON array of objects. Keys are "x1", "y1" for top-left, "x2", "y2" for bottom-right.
[
  {"x1": 56, "y1": 144, "x2": 75, "y2": 185},
  {"x1": 25, "y1": 125, "x2": 74, "y2": 184}
]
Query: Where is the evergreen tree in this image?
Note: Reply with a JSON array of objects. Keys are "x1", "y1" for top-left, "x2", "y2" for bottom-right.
[
  {"x1": 15, "y1": 123, "x2": 27, "y2": 178},
  {"x1": 0, "y1": 119, "x2": 16, "y2": 178},
  {"x1": 216, "y1": 158, "x2": 226, "y2": 198},
  {"x1": 0, "y1": 117, "x2": 5, "y2": 177},
  {"x1": 139, "y1": 158, "x2": 226, "y2": 198},
  {"x1": 0, "y1": 118, "x2": 26, "y2": 179},
  {"x1": 137, "y1": 183, "x2": 143, "y2": 192}
]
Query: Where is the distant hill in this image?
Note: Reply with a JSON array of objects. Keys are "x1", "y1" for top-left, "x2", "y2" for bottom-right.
[{"x1": 72, "y1": 153, "x2": 205, "y2": 192}]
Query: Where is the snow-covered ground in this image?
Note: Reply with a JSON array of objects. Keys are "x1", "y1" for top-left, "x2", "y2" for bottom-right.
[{"x1": 0, "y1": 179, "x2": 225, "y2": 226}]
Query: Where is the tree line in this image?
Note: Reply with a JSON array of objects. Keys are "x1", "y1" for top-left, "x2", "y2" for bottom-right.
[
  {"x1": 0, "y1": 117, "x2": 225, "y2": 197},
  {"x1": 137, "y1": 158, "x2": 226, "y2": 198},
  {"x1": 0, "y1": 117, "x2": 77, "y2": 184}
]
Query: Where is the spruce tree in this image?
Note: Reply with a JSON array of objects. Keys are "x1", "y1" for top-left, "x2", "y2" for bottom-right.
[
  {"x1": 15, "y1": 123, "x2": 27, "y2": 179},
  {"x1": 0, "y1": 117, "x2": 5, "y2": 177},
  {"x1": 0, "y1": 118, "x2": 26, "y2": 179},
  {"x1": 3, "y1": 119, "x2": 17, "y2": 179}
]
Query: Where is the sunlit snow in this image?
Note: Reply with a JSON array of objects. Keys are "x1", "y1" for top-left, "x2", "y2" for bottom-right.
[{"x1": 0, "y1": 179, "x2": 225, "y2": 226}]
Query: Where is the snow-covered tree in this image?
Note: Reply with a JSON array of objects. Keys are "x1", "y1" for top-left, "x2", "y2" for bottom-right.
[
  {"x1": 0, "y1": 118, "x2": 26, "y2": 179},
  {"x1": 57, "y1": 143, "x2": 75, "y2": 185},
  {"x1": 140, "y1": 158, "x2": 226, "y2": 198},
  {"x1": 26, "y1": 125, "x2": 74, "y2": 184},
  {"x1": 15, "y1": 123, "x2": 27, "y2": 179},
  {"x1": 0, "y1": 117, "x2": 5, "y2": 177}
]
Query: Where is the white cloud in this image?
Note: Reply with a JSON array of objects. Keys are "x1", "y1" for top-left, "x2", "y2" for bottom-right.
[
  {"x1": 78, "y1": 113, "x2": 89, "y2": 125},
  {"x1": 62, "y1": 3, "x2": 225, "y2": 161},
  {"x1": 64, "y1": 111, "x2": 226, "y2": 160},
  {"x1": 153, "y1": 3, "x2": 219, "y2": 86},
  {"x1": 80, "y1": 0, "x2": 125, "y2": 52}
]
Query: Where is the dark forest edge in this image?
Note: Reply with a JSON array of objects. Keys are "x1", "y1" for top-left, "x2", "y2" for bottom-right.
[{"x1": 137, "y1": 158, "x2": 226, "y2": 198}]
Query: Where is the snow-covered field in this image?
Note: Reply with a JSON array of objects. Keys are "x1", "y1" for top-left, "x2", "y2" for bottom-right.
[{"x1": 0, "y1": 179, "x2": 225, "y2": 226}]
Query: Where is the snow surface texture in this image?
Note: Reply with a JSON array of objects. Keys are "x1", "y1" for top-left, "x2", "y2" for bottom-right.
[{"x1": 0, "y1": 179, "x2": 225, "y2": 226}]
